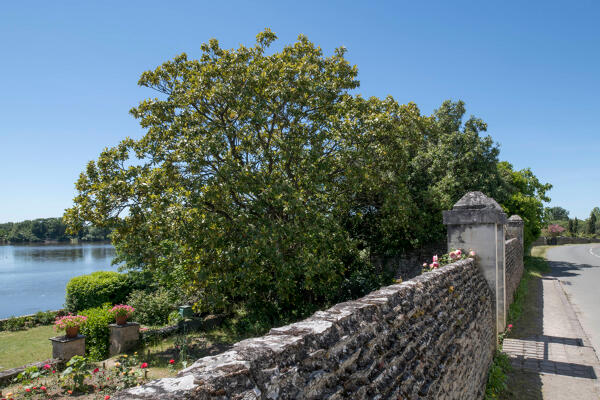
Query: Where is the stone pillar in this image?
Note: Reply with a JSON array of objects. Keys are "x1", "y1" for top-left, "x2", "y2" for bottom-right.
[
  {"x1": 49, "y1": 335, "x2": 85, "y2": 360},
  {"x1": 506, "y1": 215, "x2": 524, "y2": 250},
  {"x1": 443, "y1": 191, "x2": 507, "y2": 335},
  {"x1": 109, "y1": 323, "x2": 140, "y2": 356}
]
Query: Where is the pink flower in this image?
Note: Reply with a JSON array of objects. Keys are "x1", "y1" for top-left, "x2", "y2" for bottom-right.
[
  {"x1": 41, "y1": 386, "x2": 46, "y2": 391},
  {"x1": 455, "y1": 249, "x2": 462, "y2": 257},
  {"x1": 430, "y1": 262, "x2": 439, "y2": 269},
  {"x1": 422, "y1": 263, "x2": 428, "y2": 268},
  {"x1": 508, "y1": 324, "x2": 513, "y2": 330},
  {"x1": 105, "y1": 396, "x2": 111, "y2": 400},
  {"x1": 169, "y1": 359, "x2": 175, "y2": 364},
  {"x1": 432, "y1": 255, "x2": 439, "y2": 262},
  {"x1": 25, "y1": 389, "x2": 31, "y2": 393},
  {"x1": 43, "y1": 364, "x2": 51, "y2": 370},
  {"x1": 140, "y1": 362, "x2": 148, "y2": 369},
  {"x1": 449, "y1": 251, "x2": 457, "y2": 259},
  {"x1": 469, "y1": 250, "x2": 476, "y2": 257}
]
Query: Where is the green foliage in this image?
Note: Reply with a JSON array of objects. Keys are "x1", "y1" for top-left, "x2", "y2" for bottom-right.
[
  {"x1": 65, "y1": 30, "x2": 552, "y2": 323},
  {"x1": 588, "y1": 211, "x2": 597, "y2": 234},
  {"x1": 126, "y1": 287, "x2": 179, "y2": 326},
  {"x1": 0, "y1": 218, "x2": 111, "y2": 243},
  {"x1": 168, "y1": 310, "x2": 183, "y2": 326},
  {"x1": 65, "y1": 271, "x2": 137, "y2": 312},
  {"x1": 60, "y1": 355, "x2": 92, "y2": 392},
  {"x1": 544, "y1": 206, "x2": 569, "y2": 221},
  {"x1": 496, "y1": 162, "x2": 552, "y2": 250},
  {"x1": 3, "y1": 316, "x2": 27, "y2": 331},
  {"x1": 15, "y1": 365, "x2": 48, "y2": 384},
  {"x1": 485, "y1": 350, "x2": 512, "y2": 399},
  {"x1": 79, "y1": 304, "x2": 112, "y2": 360},
  {"x1": 0, "y1": 310, "x2": 60, "y2": 332}
]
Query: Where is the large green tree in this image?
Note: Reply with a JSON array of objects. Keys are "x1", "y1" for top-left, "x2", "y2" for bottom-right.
[
  {"x1": 65, "y1": 30, "x2": 384, "y2": 319},
  {"x1": 65, "y1": 30, "x2": 551, "y2": 320}
]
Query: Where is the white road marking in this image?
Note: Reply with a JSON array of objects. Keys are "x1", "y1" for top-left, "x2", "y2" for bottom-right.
[{"x1": 589, "y1": 247, "x2": 600, "y2": 258}]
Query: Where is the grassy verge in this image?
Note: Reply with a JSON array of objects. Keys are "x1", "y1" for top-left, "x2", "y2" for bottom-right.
[
  {"x1": 506, "y1": 254, "x2": 550, "y2": 326},
  {"x1": 485, "y1": 248, "x2": 551, "y2": 399},
  {"x1": 0, "y1": 325, "x2": 54, "y2": 370}
]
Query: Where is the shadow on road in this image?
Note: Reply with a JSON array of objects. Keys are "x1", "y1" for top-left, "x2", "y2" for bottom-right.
[{"x1": 546, "y1": 260, "x2": 595, "y2": 280}]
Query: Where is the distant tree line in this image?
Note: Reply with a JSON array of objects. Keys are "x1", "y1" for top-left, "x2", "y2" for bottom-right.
[
  {"x1": 544, "y1": 206, "x2": 600, "y2": 236},
  {"x1": 0, "y1": 218, "x2": 111, "y2": 243}
]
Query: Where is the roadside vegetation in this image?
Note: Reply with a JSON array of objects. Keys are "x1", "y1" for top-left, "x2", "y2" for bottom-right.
[{"x1": 485, "y1": 248, "x2": 551, "y2": 399}]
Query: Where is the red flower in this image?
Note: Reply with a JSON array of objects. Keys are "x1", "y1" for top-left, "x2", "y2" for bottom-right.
[
  {"x1": 105, "y1": 396, "x2": 111, "y2": 400},
  {"x1": 93, "y1": 367, "x2": 99, "y2": 373},
  {"x1": 508, "y1": 324, "x2": 513, "y2": 330},
  {"x1": 26, "y1": 389, "x2": 31, "y2": 392},
  {"x1": 169, "y1": 359, "x2": 175, "y2": 364},
  {"x1": 43, "y1": 364, "x2": 51, "y2": 370},
  {"x1": 52, "y1": 370, "x2": 56, "y2": 374},
  {"x1": 41, "y1": 386, "x2": 47, "y2": 391},
  {"x1": 140, "y1": 362, "x2": 148, "y2": 368}
]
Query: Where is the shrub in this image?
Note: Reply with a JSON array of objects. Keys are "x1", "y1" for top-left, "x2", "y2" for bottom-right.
[
  {"x1": 65, "y1": 271, "x2": 136, "y2": 312},
  {"x1": 33, "y1": 310, "x2": 59, "y2": 325},
  {"x1": 167, "y1": 310, "x2": 183, "y2": 326},
  {"x1": 4, "y1": 316, "x2": 27, "y2": 331},
  {"x1": 80, "y1": 304, "x2": 112, "y2": 360},
  {"x1": 127, "y1": 288, "x2": 178, "y2": 326}
]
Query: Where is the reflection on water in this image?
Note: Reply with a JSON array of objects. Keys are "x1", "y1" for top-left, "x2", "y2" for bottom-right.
[{"x1": 0, "y1": 243, "x2": 117, "y2": 318}]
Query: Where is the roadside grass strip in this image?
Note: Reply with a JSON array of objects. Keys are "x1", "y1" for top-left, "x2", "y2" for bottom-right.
[{"x1": 485, "y1": 252, "x2": 550, "y2": 399}]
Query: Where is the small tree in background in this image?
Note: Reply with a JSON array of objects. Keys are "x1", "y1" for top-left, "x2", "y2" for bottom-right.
[
  {"x1": 588, "y1": 212, "x2": 597, "y2": 235},
  {"x1": 574, "y1": 218, "x2": 579, "y2": 235},
  {"x1": 568, "y1": 219, "x2": 574, "y2": 236},
  {"x1": 547, "y1": 224, "x2": 566, "y2": 238}
]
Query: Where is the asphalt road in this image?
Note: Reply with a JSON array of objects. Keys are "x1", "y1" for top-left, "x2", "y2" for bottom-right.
[{"x1": 545, "y1": 243, "x2": 600, "y2": 355}]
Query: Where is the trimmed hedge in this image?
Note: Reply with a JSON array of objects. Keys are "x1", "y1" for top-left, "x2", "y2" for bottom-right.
[
  {"x1": 80, "y1": 304, "x2": 112, "y2": 360},
  {"x1": 65, "y1": 271, "x2": 135, "y2": 312}
]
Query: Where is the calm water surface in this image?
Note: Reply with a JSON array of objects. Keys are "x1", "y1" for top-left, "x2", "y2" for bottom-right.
[{"x1": 0, "y1": 243, "x2": 117, "y2": 318}]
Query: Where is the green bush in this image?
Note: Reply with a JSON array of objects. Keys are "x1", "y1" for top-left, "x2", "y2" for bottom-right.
[
  {"x1": 65, "y1": 271, "x2": 136, "y2": 312},
  {"x1": 3, "y1": 316, "x2": 27, "y2": 331},
  {"x1": 80, "y1": 304, "x2": 112, "y2": 360},
  {"x1": 127, "y1": 288, "x2": 178, "y2": 326},
  {"x1": 167, "y1": 310, "x2": 183, "y2": 326}
]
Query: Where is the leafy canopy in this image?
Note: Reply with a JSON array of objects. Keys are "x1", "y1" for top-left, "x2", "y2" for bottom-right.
[{"x1": 65, "y1": 30, "x2": 551, "y2": 320}]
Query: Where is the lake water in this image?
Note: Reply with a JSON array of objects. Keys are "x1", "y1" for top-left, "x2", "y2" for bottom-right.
[{"x1": 0, "y1": 243, "x2": 117, "y2": 319}]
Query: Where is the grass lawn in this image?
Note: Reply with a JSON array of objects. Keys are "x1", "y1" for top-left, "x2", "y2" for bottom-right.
[{"x1": 0, "y1": 325, "x2": 55, "y2": 370}]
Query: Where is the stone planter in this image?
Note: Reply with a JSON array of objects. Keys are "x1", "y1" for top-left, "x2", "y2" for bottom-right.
[
  {"x1": 49, "y1": 335, "x2": 85, "y2": 360},
  {"x1": 109, "y1": 322, "x2": 140, "y2": 356}
]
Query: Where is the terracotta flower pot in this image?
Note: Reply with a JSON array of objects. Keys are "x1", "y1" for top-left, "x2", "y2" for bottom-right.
[
  {"x1": 65, "y1": 326, "x2": 79, "y2": 338},
  {"x1": 115, "y1": 315, "x2": 128, "y2": 325}
]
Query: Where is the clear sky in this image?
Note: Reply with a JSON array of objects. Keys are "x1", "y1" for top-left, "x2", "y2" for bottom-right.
[{"x1": 1, "y1": 0, "x2": 598, "y2": 222}]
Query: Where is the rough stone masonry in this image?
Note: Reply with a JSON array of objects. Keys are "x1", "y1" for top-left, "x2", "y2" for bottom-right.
[{"x1": 114, "y1": 258, "x2": 495, "y2": 400}]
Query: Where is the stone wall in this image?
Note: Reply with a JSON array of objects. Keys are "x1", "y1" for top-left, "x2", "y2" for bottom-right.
[
  {"x1": 115, "y1": 258, "x2": 495, "y2": 400},
  {"x1": 505, "y1": 238, "x2": 524, "y2": 304},
  {"x1": 532, "y1": 236, "x2": 600, "y2": 246}
]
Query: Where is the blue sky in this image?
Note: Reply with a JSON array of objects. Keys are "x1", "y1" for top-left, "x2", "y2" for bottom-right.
[{"x1": 1, "y1": 0, "x2": 598, "y2": 222}]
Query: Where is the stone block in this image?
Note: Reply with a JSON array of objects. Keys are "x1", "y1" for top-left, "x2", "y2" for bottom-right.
[
  {"x1": 49, "y1": 335, "x2": 85, "y2": 361},
  {"x1": 109, "y1": 322, "x2": 140, "y2": 356}
]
